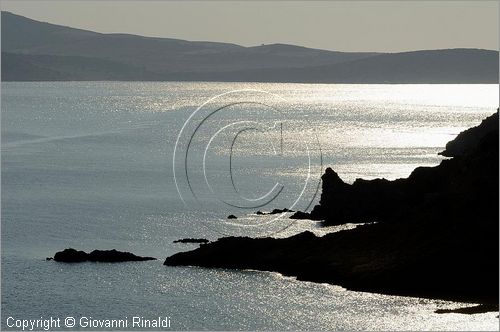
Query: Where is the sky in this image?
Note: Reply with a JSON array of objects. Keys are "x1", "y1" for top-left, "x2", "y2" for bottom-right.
[{"x1": 1, "y1": 1, "x2": 498, "y2": 52}]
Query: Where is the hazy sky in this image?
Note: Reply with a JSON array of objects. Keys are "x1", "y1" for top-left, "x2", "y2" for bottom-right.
[{"x1": 1, "y1": 1, "x2": 498, "y2": 52}]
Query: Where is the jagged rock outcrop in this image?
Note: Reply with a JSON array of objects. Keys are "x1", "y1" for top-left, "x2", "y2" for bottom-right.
[{"x1": 289, "y1": 211, "x2": 311, "y2": 219}]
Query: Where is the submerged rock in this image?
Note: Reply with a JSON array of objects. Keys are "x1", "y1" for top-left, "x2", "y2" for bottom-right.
[
  {"x1": 52, "y1": 248, "x2": 156, "y2": 263},
  {"x1": 227, "y1": 215, "x2": 237, "y2": 219}
]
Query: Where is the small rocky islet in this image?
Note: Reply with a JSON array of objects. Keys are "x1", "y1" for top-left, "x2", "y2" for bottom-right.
[
  {"x1": 173, "y1": 238, "x2": 210, "y2": 244},
  {"x1": 48, "y1": 248, "x2": 156, "y2": 263}
]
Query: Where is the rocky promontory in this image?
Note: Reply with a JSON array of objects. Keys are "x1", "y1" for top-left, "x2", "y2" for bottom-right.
[{"x1": 165, "y1": 111, "x2": 499, "y2": 304}]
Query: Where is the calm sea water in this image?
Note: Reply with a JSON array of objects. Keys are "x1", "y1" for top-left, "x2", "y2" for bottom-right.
[{"x1": 1, "y1": 82, "x2": 498, "y2": 330}]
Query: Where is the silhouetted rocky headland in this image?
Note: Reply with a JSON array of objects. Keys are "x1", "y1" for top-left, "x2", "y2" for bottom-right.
[
  {"x1": 51, "y1": 248, "x2": 156, "y2": 263},
  {"x1": 302, "y1": 110, "x2": 500, "y2": 226},
  {"x1": 165, "y1": 111, "x2": 499, "y2": 304}
]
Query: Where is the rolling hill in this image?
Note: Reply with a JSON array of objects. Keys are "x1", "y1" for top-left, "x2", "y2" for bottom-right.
[{"x1": 1, "y1": 11, "x2": 498, "y2": 83}]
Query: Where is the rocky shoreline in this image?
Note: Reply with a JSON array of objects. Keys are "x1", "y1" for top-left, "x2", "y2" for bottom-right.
[{"x1": 165, "y1": 111, "x2": 499, "y2": 305}]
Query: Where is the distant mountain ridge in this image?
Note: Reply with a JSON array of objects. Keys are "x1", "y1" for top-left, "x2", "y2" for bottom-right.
[{"x1": 1, "y1": 11, "x2": 498, "y2": 83}]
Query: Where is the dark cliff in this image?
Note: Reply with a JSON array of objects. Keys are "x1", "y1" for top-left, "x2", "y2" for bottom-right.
[{"x1": 306, "y1": 112, "x2": 499, "y2": 226}]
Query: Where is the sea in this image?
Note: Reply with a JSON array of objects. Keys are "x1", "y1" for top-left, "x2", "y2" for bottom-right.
[{"x1": 1, "y1": 82, "x2": 498, "y2": 330}]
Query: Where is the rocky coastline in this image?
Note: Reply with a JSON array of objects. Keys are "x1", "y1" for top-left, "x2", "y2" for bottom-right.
[{"x1": 165, "y1": 111, "x2": 499, "y2": 305}]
